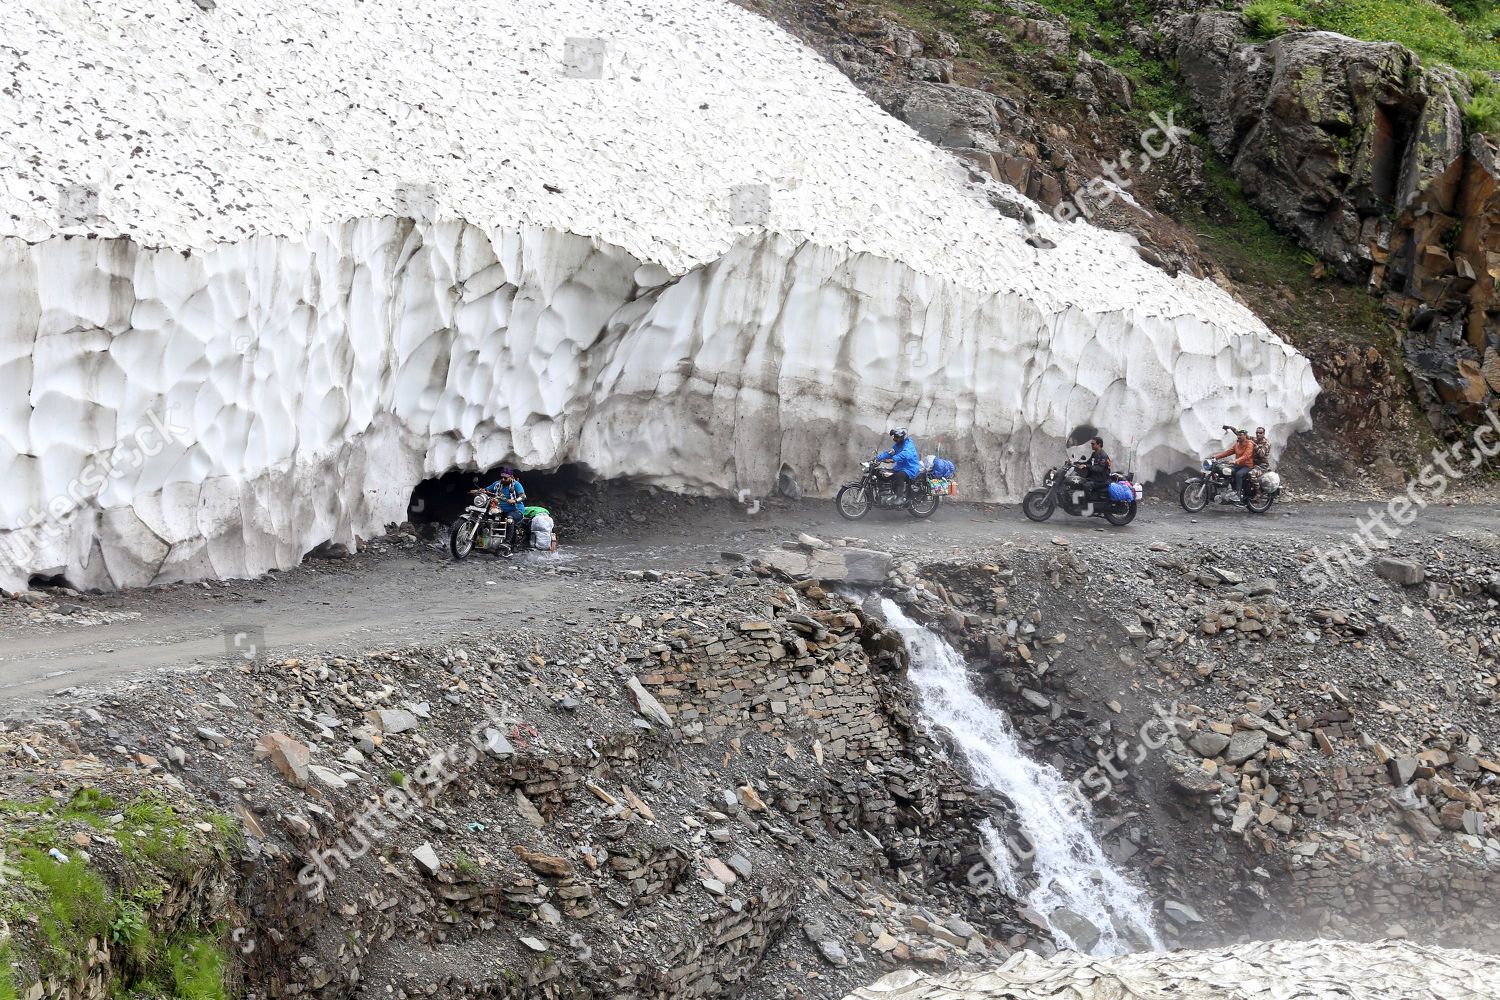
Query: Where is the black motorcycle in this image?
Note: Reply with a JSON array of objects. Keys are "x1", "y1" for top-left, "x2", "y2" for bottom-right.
[
  {"x1": 450, "y1": 490, "x2": 530, "y2": 559},
  {"x1": 1022, "y1": 457, "x2": 1138, "y2": 526},
  {"x1": 836, "y1": 458, "x2": 939, "y2": 520},
  {"x1": 1179, "y1": 459, "x2": 1280, "y2": 515}
]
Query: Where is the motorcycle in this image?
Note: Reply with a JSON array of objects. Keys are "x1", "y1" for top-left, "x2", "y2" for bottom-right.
[
  {"x1": 1179, "y1": 460, "x2": 1280, "y2": 514},
  {"x1": 836, "y1": 458, "x2": 940, "y2": 520},
  {"x1": 450, "y1": 490, "x2": 530, "y2": 559},
  {"x1": 1022, "y1": 456, "x2": 1139, "y2": 526}
]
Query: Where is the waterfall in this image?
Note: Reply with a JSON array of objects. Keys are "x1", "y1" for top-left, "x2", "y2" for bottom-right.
[{"x1": 881, "y1": 599, "x2": 1163, "y2": 955}]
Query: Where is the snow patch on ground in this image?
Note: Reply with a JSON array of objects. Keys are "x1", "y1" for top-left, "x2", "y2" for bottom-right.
[{"x1": 0, "y1": 0, "x2": 1318, "y2": 589}]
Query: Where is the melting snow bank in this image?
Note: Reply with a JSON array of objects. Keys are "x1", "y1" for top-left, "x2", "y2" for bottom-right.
[
  {"x1": 880, "y1": 600, "x2": 1160, "y2": 956},
  {"x1": 844, "y1": 939, "x2": 1500, "y2": 999},
  {"x1": 0, "y1": 0, "x2": 1318, "y2": 589}
]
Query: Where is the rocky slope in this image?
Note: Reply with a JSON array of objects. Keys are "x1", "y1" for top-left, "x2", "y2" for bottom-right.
[{"x1": 4, "y1": 517, "x2": 1499, "y2": 998}]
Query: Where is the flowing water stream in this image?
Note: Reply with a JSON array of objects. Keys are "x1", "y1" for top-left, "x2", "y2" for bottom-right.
[{"x1": 881, "y1": 599, "x2": 1163, "y2": 955}]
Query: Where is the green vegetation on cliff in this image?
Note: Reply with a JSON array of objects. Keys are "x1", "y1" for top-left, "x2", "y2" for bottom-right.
[
  {"x1": 0, "y1": 788, "x2": 239, "y2": 1000},
  {"x1": 1242, "y1": 0, "x2": 1500, "y2": 73}
]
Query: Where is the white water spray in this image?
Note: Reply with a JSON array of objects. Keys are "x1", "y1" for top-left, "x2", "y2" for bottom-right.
[{"x1": 881, "y1": 599, "x2": 1162, "y2": 955}]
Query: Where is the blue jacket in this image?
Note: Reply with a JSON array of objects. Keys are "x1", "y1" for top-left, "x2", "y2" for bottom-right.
[
  {"x1": 877, "y1": 438, "x2": 920, "y2": 477},
  {"x1": 487, "y1": 480, "x2": 527, "y2": 510}
]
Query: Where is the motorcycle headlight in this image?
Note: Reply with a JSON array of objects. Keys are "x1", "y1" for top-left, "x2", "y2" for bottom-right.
[{"x1": 1044, "y1": 470, "x2": 1056, "y2": 486}]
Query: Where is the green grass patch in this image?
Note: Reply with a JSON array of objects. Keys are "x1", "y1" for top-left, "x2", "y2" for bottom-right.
[
  {"x1": 0, "y1": 942, "x2": 20, "y2": 1000},
  {"x1": 16, "y1": 847, "x2": 113, "y2": 976},
  {"x1": 1, "y1": 789, "x2": 238, "y2": 999},
  {"x1": 1463, "y1": 77, "x2": 1500, "y2": 134},
  {"x1": 1189, "y1": 154, "x2": 1308, "y2": 277},
  {"x1": 167, "y1": 938, "x2": 230, "y2": 1000},
  {"x1": 1239, "y1": 0, "x2": 1500, "y2": 75}
]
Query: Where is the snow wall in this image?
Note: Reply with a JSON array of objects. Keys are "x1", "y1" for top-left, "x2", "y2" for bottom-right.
[{"x1": 0, "y1": 0, "x2": 1319, "y2": 590}]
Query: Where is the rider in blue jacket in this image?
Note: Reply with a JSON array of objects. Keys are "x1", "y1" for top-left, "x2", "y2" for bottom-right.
[
  {"x1": 877, "y1": 427, "x2": 920, "y2": 499},
  {"x1": 484, "y1": 469, "x2": 527, "y2": 544}
]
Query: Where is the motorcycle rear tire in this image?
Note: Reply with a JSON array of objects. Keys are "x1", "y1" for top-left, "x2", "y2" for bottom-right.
[
  {"x1": 1246, "y1": 492, "x2": 1275, "y2": 514},
  {"x1": 1179, "y1": 481, "x2": 1208, "y2": 513},
  {"x1": 450, "y1": 517, "x2": 479, "y2": 560},
  {"x1": 836, "y1": 484, "x2": 871, "y2": 520},
  {"x1": 1104, "y1": 501, "x2": 1137, "y2": 526},
  {"x1": 908, "y1": 492, "x2": 939, "y2": 518},
  {"x1": 1022, "y1": 489, "x2": 1056, "y2": 522}
]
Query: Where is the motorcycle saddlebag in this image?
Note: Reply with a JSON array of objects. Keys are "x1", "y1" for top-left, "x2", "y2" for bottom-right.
[{"x1": 1107, "y1": 481, "x2": 1134, "y2": 502}]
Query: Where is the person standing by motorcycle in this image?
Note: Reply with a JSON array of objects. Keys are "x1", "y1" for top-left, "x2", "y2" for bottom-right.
[
  {"x1": 1214, "y1": 429, "x2": 1255, "y2": 502},
  {"x1": 485, "y1": 468, "x2": 528, "y2": 546},
  {"x1": 876, "y1": 427, "x2": 921, "y2": 501}
]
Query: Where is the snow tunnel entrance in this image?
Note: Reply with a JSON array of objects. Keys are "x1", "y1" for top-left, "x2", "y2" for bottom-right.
[{"x1": 405, "y1": 463, "x2": 594, "y2": 525}]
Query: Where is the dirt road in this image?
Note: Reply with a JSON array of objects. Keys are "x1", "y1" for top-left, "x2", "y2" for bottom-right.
[{"x1": 2, "y1": 497, "x2": 1496, "y2": 713}]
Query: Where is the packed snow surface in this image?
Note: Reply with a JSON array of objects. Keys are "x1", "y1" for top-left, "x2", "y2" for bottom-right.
[
  {"x1": 845, "y1": 939, "x2": 1500, "y2": 999},
  {"x1": 0, "y1": 0, "x2": 1319, "y2": 588}
]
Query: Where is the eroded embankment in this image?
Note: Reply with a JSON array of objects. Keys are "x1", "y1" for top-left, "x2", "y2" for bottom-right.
[
  {"x1": 900, "y1": 528, "x2": 1500, "y2": 951},
  {"x1": 1, "y1": 561, "x2": 1035, "y2": 1000},
  {"x1": 5, "y1": 523, "x2": 1498, "y2": 999}
]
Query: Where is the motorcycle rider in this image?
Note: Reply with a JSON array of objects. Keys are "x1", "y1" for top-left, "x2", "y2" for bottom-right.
[
  {"x1": 876, "y1": 427, "x2": 921, "y2": 501},
  {"x1": 484, "y1": 468, "x2": 528, "y2": 546},
  {"x1": 1077, "y1": 437, "x2": 1111, "y2": 498},
  {"x1": 1214, "y1": 429, "x2": 1255, "y2": 502}
]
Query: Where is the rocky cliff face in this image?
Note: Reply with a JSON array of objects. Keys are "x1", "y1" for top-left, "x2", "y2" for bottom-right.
[{"x1": 1175, "y1": 13, "x2": 1500, "y2": 433}]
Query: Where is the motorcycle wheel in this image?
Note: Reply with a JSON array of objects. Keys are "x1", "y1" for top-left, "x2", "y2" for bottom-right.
[
  {"x1": 836, "y1": 484, "x2": 871, "y2": 520},
  {"x1": 1246, "y1": 491, "x2": 1275, "y2": 514},
  {"x1": 1179, "y1": 481, "x2": 1208, "y2": 513},
  {"x1": 1104, "y1": 500, "x2": 1137, "y2": 526},
  {"x1": 908, "y1": 492, "x2": 939, "y2": 519},
  {"x1": 1022, "y1": 489, "x2": 1056, "y2": 522},
  {"x1": 450, "y1": 517, "x2": 479, "y2": 560}
]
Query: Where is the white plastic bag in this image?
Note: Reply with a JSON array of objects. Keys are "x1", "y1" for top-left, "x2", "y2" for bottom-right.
[{"x1": 529, "y1": 513, "x2": 555, "y2": 550}]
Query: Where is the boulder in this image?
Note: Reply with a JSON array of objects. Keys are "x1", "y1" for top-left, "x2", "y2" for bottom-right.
[
  {"x1": 365, "y1": 709, "x2": 420, "y2": 735},
  {"x1": 883, "y1": 83, "x2": 1011, "y2": 153},
  {"x1": 1175, "y1": 13, "x2": 1467, "y2": 281},
  {"x1": 254, "y1": 731, "x2": 310, "y2": 788},
  {"x1": 1190, "y1": 731, "x2": 1231, "y2": 758},
  {"x1": 412, "y1": 843, "x2": 441, "y2": 876},
  {"x1": 1049, "y1": 908, "x2": 1101, "y2": 952},
  {"x1": 1374, "y1": 557, "x2": 1425, "y2": 586},
  {"x1": 1224, "y1": 729, "x2": 1268, "y2": 764},
  {"x1": 626, "y1": 677, "x2": 674, "y2": 729},
  {"x1": 1163, "y1": 900, "x2": 1204, "y2": 926}
]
